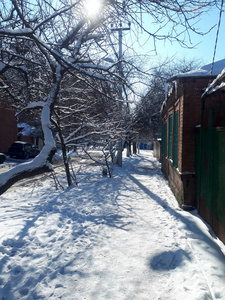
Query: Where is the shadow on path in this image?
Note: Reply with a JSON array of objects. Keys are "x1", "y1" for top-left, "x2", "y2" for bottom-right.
[{"x1": 127, "y1": 172, "x2": 225, "y2": 271}]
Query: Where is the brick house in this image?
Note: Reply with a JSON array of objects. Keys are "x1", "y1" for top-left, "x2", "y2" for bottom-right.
[
  {"x1": 0, "y1": 99, "x2": 17, "y2": 153},
  {"x1": 17, "y1": 123, "x2": 44, "y2": 150},
  {"x1": 161, "y1": 59, "x2": 225, "y2": 209}
]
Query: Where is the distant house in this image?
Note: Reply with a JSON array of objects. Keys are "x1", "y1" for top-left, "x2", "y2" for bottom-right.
[
  {"x1": 17, "y1": 123, "x2": 43, "y2": 150},
  {"x1": 0, "y1": 99, "x2": 17, "y2": 153},
  {"x1": 161, "y1": 59, "x2": 225, "y2": 209}
]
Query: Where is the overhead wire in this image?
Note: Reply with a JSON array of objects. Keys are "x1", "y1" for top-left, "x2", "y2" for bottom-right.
[{"x1": 210, "y1": 0, "x2": 224, "y2": 77}]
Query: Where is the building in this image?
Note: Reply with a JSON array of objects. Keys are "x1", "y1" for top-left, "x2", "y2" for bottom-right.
[
  {"x1": 161, "y1": 59, "x2": 225, "y2": 209},
  {"x1": 0, "y1": 99, "x2": 17, "y2": 153},
  {"x1": 17, "y1": 123, "x2": 43, "y2": 150}
]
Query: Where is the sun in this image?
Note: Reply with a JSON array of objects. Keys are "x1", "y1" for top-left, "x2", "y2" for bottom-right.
[{"x1": 85, "y1": 0, "x2": 103, "y2": 19}]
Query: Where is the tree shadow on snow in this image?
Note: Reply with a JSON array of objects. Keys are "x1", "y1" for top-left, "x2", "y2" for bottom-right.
[
  {"x1": 123, "y1": 154, "x2": 161, "y2": 175},
  {"x1": 149, "y1": 249, "x2": 184, "y2": 271},
  {"x1": 127, "y1": 173, "x2": 169, "y2": 209},
  {"x1": 1, "y1": 153, "x2": 225, "y2": 298},
  {"x1": 0, "y1": 174, "x2": 133, "y2": 299},
  {"x1": 126, "y1": 172, "x2": 225, "y2": 273}
]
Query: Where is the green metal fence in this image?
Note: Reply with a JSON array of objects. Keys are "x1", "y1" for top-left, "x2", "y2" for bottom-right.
[{"x1": 195, "y1": 117, "x2": 225, "y2": 242}]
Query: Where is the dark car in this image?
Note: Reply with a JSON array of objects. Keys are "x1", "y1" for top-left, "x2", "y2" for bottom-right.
[
  {"x1": 0, "y1": 153, "x2": 6, "y2": 164},
  {"x1": 8, "y1": 141, "x2": 40, "y2": 159}
]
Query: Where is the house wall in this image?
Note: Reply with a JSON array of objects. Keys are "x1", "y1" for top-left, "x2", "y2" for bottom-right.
[
  {"x1": 161, "y1": 155, "x2": 184, "y2": 206},
  {"x1": 0, "y1": 105, "x2": 17, "y2": 153},
  {"x1": 161, "y1": 85, "x2": 185, "y2": 206},
  {"x1": 153, "y1": 140, "x2": 161, "y2": 162},
  {"x1": 19, "y1": 136, "x2": 44, "y2": 150},
  {"x1": 182, "y1": 78, "x2": 206, "y2": 172},
  {"x1": 161, "y1": 77, "x2": 213, "y2": 208}
]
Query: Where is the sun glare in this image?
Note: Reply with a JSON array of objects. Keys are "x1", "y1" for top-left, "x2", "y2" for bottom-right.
[{"x1": 85, "y1": 0, "x2": 102, "y2": 19}]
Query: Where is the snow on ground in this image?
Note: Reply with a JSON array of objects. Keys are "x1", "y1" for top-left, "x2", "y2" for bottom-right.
[{"x1": 0, "y1": 150, "x2": 225, "y2": 300}]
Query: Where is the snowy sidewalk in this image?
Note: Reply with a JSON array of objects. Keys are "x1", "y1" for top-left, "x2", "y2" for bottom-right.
[{"x1": 0, "y1": 151, "x2": 225, "y2": 299}]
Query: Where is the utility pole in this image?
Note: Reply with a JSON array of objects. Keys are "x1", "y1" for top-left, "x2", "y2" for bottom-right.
[{"x1": 111, "y1": 22, "x2": 130, "y2": 167}]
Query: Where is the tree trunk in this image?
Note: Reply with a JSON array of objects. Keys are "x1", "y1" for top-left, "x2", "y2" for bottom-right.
[
  {"x1": 57, "y1": 121, "x2": 72, "y2": 186},
  {"x1": 0, "y1": 68, "x2": 61, "y2": 195},
  {"x1": 0, "y1": 165, "x2": 52, "y2": 195},
  {"x1": 133, "y1": 141, "x2": 137, "y2": 154}
]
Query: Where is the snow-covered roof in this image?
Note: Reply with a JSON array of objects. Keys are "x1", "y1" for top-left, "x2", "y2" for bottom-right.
[
  {"x1": 167, "y1": 59, "x2": 225, "y2": 82},
  {"x1": 201, "y1": 65, "x2": 225, "y2": 98},
  {"x1": 18, "y1": 123, "x2": 36, "y2": 136}
]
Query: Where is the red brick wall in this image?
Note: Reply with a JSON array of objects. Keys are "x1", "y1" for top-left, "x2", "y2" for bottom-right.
[
  {"x1": 19, "y1": 135, "x2": 35, "y2": 144},
  {"x1": 161, "y1": 76, "x2": 213, "y2": 207},
  {"x1": 203, "y1": 90, "x2": 225, "y2": 128},
  {"x1": 181, "y1": 78, "x2": 206, "y2": 172},
  {"x1": 162, "y1": 84, "x2": 183, "y2": 172},
  {"x1": 0, "y1": 107, "x2": 17, "y2": 153}
]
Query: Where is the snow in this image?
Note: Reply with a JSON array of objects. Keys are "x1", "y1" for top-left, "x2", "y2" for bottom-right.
[
  {"x1": 168, "y1": 58, "x2": 225, "y2": 82},
  {"x1": 206, "y1": 81, "x2": 225, "y2": 95},
  {"x1": 26, "y1": 102, "x2": 44, "y2": 109},
  {"x1": 0, "y1": 28, "x2": 33, "y2": 36},
  {"x1": 202, "y1": 67, "x2": 225, "y2": 98},
  {"x1": 0, "y1": 150, "x2": 225, "y2": 299},
  {"x1": 18, "y1": 123, "x2": 36, "y2": 137}
]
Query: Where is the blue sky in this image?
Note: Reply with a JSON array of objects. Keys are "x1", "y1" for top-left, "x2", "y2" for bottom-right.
[
  {"x1": 161, "y1": 7, "x2": 225, "y2": 65},
  {"x1": 124, "y1": 5, "x2": 225, "y2": 67}
]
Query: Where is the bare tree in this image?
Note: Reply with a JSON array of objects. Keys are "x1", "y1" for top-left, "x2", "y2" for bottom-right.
[
  {"x1": 52, "y1": 74, "x2": 123, "y2": 184},
  {"x1": 0, "y1": 0, "x2": 218, "y2": 194},
  {"x1": 134, "y1": 57, "x2": 203, "y2": 139}
]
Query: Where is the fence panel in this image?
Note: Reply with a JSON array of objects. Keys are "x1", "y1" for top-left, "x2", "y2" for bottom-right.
[
  {"x1": 213, "y1": 128, "x2": 225, "y2": 241},
  {"x1": 196, "y1": 123, "x2": 214, "y2": 226}
]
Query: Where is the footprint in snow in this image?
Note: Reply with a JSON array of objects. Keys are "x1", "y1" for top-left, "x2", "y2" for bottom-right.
[{"x1": 12, "y1": 265, "x2": 23, "y2": 276}]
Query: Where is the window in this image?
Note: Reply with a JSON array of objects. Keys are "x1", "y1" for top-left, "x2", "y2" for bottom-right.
[
  {"x1": 168, "y1": 114, "x2": 173, "y2": 159},
  {"x1": 162, "y1": 122, "x2": 167, "y2": 157},
  {"x1": 173, "y1": 111, "x2": 179, "y2": 168}
]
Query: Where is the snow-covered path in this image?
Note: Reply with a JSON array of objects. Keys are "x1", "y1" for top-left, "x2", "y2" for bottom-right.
[{"x1": 0, "y1": 151, "x2": 225, "y2": 299}]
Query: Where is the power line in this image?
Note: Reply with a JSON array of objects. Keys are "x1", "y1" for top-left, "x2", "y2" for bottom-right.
[
  {"x1": 111, "y1": 22, "x2": 130, "y2": 167},
  {"x1": 210, "y1": 0, "x2": 224, "y2": 77}
]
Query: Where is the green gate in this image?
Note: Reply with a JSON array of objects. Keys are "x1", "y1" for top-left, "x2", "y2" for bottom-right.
[
  {"x1": 213, "y1": 128, "x2": 225, "y2": 241},
  {"x1": 196, "y1": 120, "x2": 225, "y2": 242}
]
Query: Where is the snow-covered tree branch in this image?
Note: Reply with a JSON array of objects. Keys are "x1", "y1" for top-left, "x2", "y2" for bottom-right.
[{"x1": 0, "y1": 0, "x2": 218, "y2": 193}]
